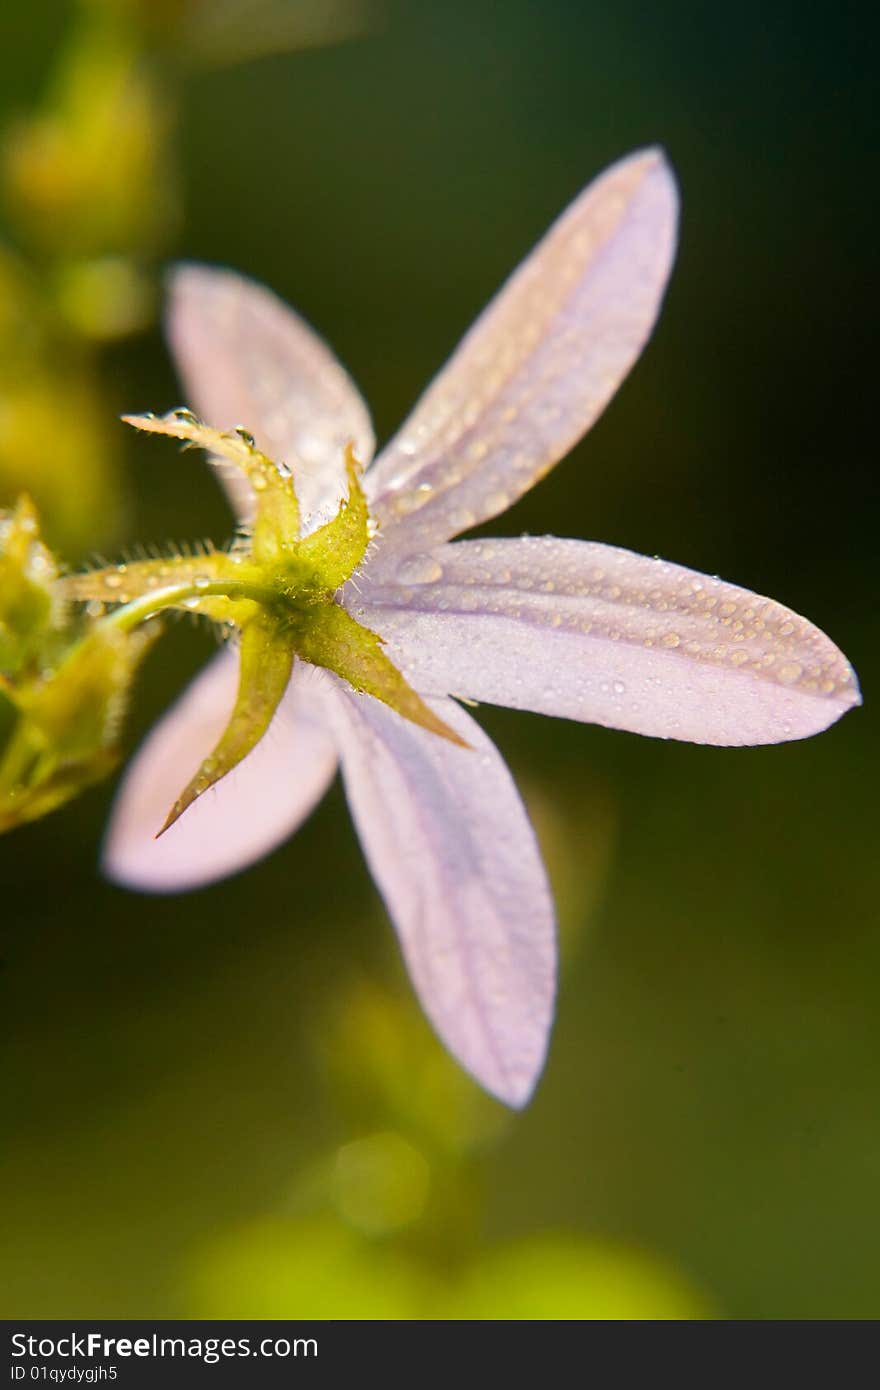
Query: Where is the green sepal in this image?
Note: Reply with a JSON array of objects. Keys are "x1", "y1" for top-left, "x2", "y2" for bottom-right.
[
  {"x1": 123, "y1": 411, "x2": 302, "y2": 562},
  {"x1": 291, "y1": 602, "x2": 467, "y2": 748},
  {"x1": 62, "y1": 549, "x2": 260, "y2": 628},
  {"x1": 293, "y1": 444, "x2": 371, "y2": 592},
  {"x1": 159, "y1": 613, "x2": 296, "y2": 834}
]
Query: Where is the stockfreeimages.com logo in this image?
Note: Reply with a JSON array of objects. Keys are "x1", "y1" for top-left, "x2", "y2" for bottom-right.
[{"x1": 11, "y1": 1332, "x2": 317, "y2": 1368}]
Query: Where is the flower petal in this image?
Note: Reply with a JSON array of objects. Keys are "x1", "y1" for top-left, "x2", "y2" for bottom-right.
[
  {"x1": 351, "y1": 537, "x2": 861, "y2": 745},
  {"x1": 322, "y1": 679, "x2": 556, "y2": 1107},
  {"x1": 165, "y1": 264, "x2": 375, "y2": 529},
  {"x1": 366, "y1": 148, "x2": 678, "y2": 557},
  {"x1": 103, "y1": 651, "x2": 337, "y2": 892}
]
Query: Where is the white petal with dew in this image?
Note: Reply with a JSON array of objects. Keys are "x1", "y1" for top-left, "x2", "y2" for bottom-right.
[
  {"x1": 104, "y1": 652, "x2": 338, "y2": 892},
  {"x1": 366, "y1": 148, "x2": 678, "y2": 556},
  {"x1": 322, "y1": 679, "x2": 556, "y2": 1107},
  {"x1": 166, "y1": 264, "x2": 375, "y2": 530},
  {"x1": 351, "y1": 537, "x2": 861, "y2": 746}
]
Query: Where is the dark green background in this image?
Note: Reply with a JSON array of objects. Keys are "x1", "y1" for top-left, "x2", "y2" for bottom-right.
[{"x1": 1, "y1": 0, "x2": 877, "y2": 1317}]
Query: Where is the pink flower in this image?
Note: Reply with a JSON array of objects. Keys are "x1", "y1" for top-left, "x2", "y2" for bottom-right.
[{"x1": 104, "y1": 149, "x2": 860, "y2": 1105}]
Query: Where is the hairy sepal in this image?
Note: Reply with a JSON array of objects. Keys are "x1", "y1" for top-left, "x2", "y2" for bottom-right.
[
  {"x1": 123, "y1": 410, "x2": 301, "y2": 563},
  {"x1": 158, "y1": 613, "x2": 296, "y2": 834},
  {"x1": 291, "y1": 601, "x2": 468, "y2": 748}
]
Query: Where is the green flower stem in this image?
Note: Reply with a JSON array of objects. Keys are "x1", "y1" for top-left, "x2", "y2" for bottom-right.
[{"x1": 103, "y1": 578, "x2": 283, "y2": 634}]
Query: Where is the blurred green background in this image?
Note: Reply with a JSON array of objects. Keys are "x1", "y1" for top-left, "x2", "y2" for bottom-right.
[{"x1": 1, "y1": 0, "x2": 877, "y2": 1318}]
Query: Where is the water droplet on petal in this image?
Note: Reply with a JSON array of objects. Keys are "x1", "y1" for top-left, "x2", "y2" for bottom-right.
[
  {"x1": 448, "y1": 508, "x2": 476, "y2": 533},
  {"x1": 395, "y1": 554, "x2": 443, "y2": 585},
  {"x1": 483, "y1": 490, "x2": 510, "y2": 514}
]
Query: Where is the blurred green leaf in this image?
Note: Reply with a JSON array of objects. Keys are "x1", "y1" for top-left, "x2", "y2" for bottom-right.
[
  {"x1": 442, "y1": 1235, "x2": 712, "y2": 1320},
  {"x1": 186, "y1": 1216, "x2": 434, "y2": 1319}
]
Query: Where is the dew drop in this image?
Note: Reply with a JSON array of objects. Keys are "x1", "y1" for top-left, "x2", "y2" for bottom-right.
[
  {"x1": 660, "y1": 632, "x2": 680, "y2": 649},
  {"x1": 395, "y1": 554, "x2": 443, "y2": 585},
  {"x1": 612, "y1": 679, "x2": 626, "y2": 695},
  {"x1": 778, "y1": 661, "x2": 803, "y2": 684},
  {"x1": 483, "y1": 490, "x2": 510, "y2": 514},
  {"x1": 393, "y1": 490, "x2": 427, "y2": 517}
]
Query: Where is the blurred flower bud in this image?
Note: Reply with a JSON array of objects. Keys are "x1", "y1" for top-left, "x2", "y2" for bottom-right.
[
  {"x1": 2, "y1": 19, "x2": 179, "y2": 261},
  {"x1": 0, "y1": 495, "x2": 62, "y2": 675},
  {"x1": 0, "y1": 495, "x2": 156, "y2": 831}
]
